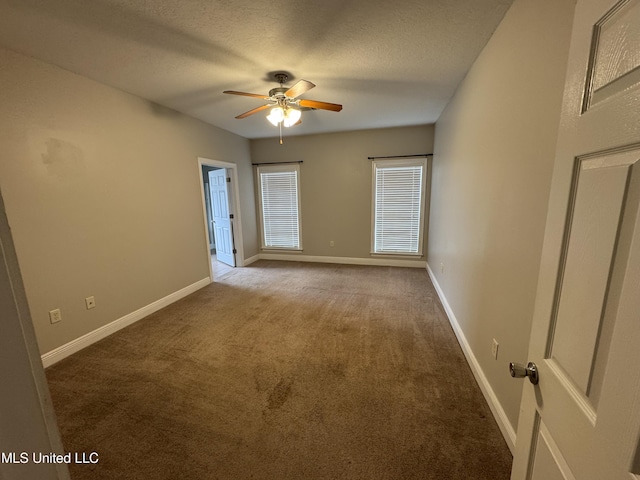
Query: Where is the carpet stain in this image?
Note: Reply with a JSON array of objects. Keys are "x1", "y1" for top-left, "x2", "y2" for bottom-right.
[
  {"x1": 267, "y1": 378, "x2": 293, "y2": 410},
  {"x1": 253, "y1": 364, "x2": 281, "y2": 393},
  {"x1": 327, "y1": 360, "x2": 346, "y2": 378}
]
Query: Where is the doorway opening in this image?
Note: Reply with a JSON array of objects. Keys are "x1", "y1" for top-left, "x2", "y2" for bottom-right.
[{"x1": 198, "y1": 158, "x2": 245, "y2": 282}]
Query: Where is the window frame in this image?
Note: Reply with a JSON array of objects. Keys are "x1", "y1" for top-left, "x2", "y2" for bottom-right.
[
  {"x1": 370, "y1": 157, "x2": 427, "y2": 256},
  {"x1": 256, "y1": 163, "x2": 303, "y2": 251}
]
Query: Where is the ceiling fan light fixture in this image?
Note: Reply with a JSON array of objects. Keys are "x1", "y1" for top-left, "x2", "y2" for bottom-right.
[
  {"x1": 266, "y1": 107, "x2": 284, "y2": 126},
  {"x1": 224, "y1": 75, "x2": 342, "y2": 141},
  {"x1": 283, "y1": 107, "x2": 301, "y2": 127}
]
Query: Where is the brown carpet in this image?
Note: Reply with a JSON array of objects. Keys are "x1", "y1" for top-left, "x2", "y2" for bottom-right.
[{"x1": 46, "y1": 260, "x2": 512, "y2": 479}]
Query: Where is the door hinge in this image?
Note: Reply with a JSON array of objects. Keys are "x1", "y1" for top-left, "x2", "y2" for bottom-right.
[
  {"x1": 229, "y1": 214, "x2": 234, "y2": 219},
  {"x1": 226, "y1": 177, "x2": 231, "y2": 183},
  {"x1": 232, "y1": 249, "x2": 237, "y2": 254}
]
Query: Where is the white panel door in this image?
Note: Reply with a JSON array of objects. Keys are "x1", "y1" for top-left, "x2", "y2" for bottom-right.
[
  {"x1": 511, "y1": 0, "x2": 640, "y2": 479},
  {"x1": 208, "y1": 169, "x2": 235, "y2": 267}
]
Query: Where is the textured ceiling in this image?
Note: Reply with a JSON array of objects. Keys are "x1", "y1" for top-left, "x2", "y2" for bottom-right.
[{"x1": 0, "y1": 0, "x2": 513, "y2": 139}]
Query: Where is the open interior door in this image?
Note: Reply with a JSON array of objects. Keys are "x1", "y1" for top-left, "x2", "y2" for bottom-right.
[
  {"x1": 510, "y1": 0, "x2": 640, "y2": 478},
  {"x1": 208, "y1": 168, "x2": 235, "y2": 267},
  {"x1": 1, "y1": 191, "x2": 70, "y2": 480}
]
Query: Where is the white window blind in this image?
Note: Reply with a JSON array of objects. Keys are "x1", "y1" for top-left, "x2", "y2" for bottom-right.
[
  {"x1": 372, "y1": 159, "x2": 426, "y2": 255},
  {"x1": 258, "y1": 164, "x2": 302, "y2": 250}
]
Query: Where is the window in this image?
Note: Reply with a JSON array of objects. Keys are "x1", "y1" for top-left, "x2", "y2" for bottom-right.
[
  {"x1": 372, "y1": 158, "x2": 427, "y2": 255},
  {"x1": 257, "y1": 164, "x2": 302, "y2": 250}
]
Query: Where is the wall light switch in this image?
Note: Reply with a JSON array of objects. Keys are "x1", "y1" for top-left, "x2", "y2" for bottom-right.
[{"x1": 492, "y1": 338, "x2": 499, "y2": 360}]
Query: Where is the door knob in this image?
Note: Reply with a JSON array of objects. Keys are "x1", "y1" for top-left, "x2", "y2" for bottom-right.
[{"x1": 509, "y1": 362, "x2": 539, "y2": 385}]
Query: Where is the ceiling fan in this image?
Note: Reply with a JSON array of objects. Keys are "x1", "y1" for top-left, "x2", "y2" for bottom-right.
[{"x1": 223, "y1": 73, "x2": 342, "y2": 142}]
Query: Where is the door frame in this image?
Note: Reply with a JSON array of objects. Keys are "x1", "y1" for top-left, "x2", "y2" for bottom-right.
[{"x1": 197, "y1": 157, "x2": 245, "y2": 280}]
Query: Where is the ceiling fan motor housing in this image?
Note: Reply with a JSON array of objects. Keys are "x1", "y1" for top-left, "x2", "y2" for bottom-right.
[
  {"x1": 274, "y1": 73, "x2": 289, "y2": 85},
  {"x1": 268, "y1": 87, "x2": 289, "y2": 98}
]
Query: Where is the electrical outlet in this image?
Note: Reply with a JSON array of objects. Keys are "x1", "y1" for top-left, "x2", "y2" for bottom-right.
[
  {"x1": 440, "y1": 262, "x2": 445, "y2": 274},
  {"x1": 85, "y1": 296, "x2": 96, "y2": 310},
  {"x1": 492, "y1": 338, "x2": 499, "y2": 360},
  {"x1": 49, "y1": 309, "x2": 62, "y2": 324},
  {"x1": 330, "y1": 240, "x2": 335, "y2": 247}
]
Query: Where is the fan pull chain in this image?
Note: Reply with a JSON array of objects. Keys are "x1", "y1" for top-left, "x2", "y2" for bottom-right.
[{"x1": 279, "y1": 121, "x2": 283, "y2": 145}]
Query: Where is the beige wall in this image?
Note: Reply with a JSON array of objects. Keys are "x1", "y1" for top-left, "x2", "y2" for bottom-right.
[
  {"x1": 250, "y1": 125, "x2": 434, "y2": 261},
  {"x1": 0, "y1": 47, "x2": 258, "y2": 354},
  {"x1": 428, "y1": 0, "x2": 575, "y2": 432}
]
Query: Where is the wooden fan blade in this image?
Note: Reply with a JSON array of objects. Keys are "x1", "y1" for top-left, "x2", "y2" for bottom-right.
[
  {"x1": 236, "y1": 104, "x2": 270, "y2": 119},
  {"x1": 224, "y1": 90, "x2": 271, "y2": 99},
  {"x1": 298, "y1": 99, "x2": 343, "y2": 112},
  {"x1": 285, "y1": 79, "x2": 315, "y2": 98}
]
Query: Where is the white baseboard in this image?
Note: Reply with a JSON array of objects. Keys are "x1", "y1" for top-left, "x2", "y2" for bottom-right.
[
  {"x1": 243, "y1": 254, "x2": 261, "y2": 266},
  {"x1": 426, "y1": 263, "x2": 516, "y2": 453},
  {"x1": 259, "y1": 253, "x2": 426, "y2": 268},
  {"x1": 41, "y1": 277, "x2": 211, "y2": 368}
]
